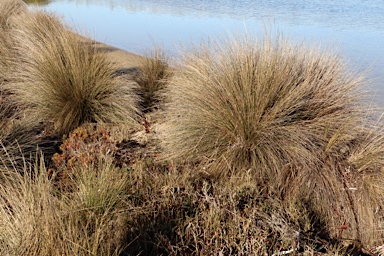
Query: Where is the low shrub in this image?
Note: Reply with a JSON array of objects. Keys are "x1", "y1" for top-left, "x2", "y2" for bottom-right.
[
  {"x1": 52, "y1": 124, "x2": 117, "y2": 169},
  {"x1": 51, "y1": 124, "x2": 118, "y2": 189},
  {"x1": 119, "y1": 161, "x2": 354, "y2": 255}
]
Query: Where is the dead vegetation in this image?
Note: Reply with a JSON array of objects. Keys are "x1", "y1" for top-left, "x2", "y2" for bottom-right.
[{"x1": 1, "y1": 1, "x2": 384, "y2": 255}]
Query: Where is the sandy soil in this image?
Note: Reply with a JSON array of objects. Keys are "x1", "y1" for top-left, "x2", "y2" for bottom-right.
[
  {"x1": 94, "y1": 41, "x2": 145, "y2": 71},
  {"x1": 74, "y1": 32, "x2": 145, "y2": 72}
]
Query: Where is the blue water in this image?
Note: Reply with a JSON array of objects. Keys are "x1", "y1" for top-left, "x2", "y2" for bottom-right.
[{"x1": 27, "y1": 0, "x2": 384, "y2": 105}]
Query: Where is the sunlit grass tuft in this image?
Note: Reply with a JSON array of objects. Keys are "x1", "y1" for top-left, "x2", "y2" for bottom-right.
[
  {"x1": 134, "y1": 48, "x2": 172, "y2": 111},
  {"x1": 0, "y1": 0, "x2": 26, "y2": 83},
  {"x1": 0, "y1": 0, "x2": 26, "y2": 29},
  {"x1": 159, "y1": 34, "x2": 384, "y2": 245},
  {"x1": 7, "y1": 11, "x2": 141, "y2": 135},
  {"x1": 161, "y1": 34, "x2": 364, "y2": 177}
]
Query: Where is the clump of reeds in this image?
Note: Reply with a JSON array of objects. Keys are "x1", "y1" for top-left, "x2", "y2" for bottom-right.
[
  {"x1": 6, "y1": 10, "x2": 141, "y2": 135},
  {"x1": 160, "y1": 34, "x2": 384, "y2": 246},
  {"x1": 134, "y1": 48, "x2": 171, "y2": 111}
]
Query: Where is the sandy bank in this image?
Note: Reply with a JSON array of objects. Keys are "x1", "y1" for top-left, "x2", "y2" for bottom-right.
[{"x1": 90, "y1": 39, "x2": 145, "y2": 72}]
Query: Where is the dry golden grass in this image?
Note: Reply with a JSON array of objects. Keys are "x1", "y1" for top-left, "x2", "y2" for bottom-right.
[
  {"x1": 160, "y1": 35, "x2": 364, "y2": 177},
  {"x1": 2, "y1": 3, "x2": 384, "y2": 254},
  {"x1": 0, "y1": 0, "x2": 26, "y2": 29},
  {"x1": 0, "y1": 121, "x2": 39, "y2": 168},
  {"x1": 112, "y1": 158, "x2": 361, "y2": 255},
  {"x1": 6, "y1": 10, "x2": 141, "y2": 135},
  {"x1": 349, "y1": 119, "x2": 384, "y2": 172},
  {"x1": 134, "y1": 48, "x2": 172, "y2": 111},
  {"x1": 0, "y1": 90, "x2": 17, "y2": 121},
  {"x1": 0, "y1": 153, "x2": 129, "y2": 256},
  {"x1": 159, "y1": 34, "x2": 384, "y2": 246},
  {"x1": 0, "y1": 90, "x2": 52, "y2": 169},
  {"x1": 0, "y1": 146, "x2": 368, "y2": 256},
  {"x1": 0, "y1": 157, "x2": 60, "y2": 255},
  {"x1": 0, "y1": 0, "x2": 26, "y2": 83}
]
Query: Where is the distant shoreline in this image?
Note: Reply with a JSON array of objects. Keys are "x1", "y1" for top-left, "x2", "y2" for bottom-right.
[{"x1": 24, "y1": 0, "x2": 144, "y2": 71}]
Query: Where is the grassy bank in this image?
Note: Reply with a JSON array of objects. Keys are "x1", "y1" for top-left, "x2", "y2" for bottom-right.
[{"x1": 1, "y1": 0, "x2": 384, "y2": 255}]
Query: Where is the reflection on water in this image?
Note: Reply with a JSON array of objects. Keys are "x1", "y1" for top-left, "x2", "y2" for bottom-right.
[
  {"x1": 25, "y1": 0, "x2": 384, "y2": 104},
  {"x1": 23, "y1": 0, "x2": 51, "y2": 5},
  {"x1": 25, "y1": 0, "x2": 384, "y2": 32}
]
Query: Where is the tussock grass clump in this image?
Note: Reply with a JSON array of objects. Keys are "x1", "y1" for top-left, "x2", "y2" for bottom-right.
[
  {"x1": 161, "y1": 35, "x2": 363, "y2": 176},
  {"x1": 0, "y1": 0, "x2": 26, "y2": 29},
  {"x1": 160, "y1": 35, "x2": 384, "y2": 246},
  {"x1": 0, "y1": 101, "x2": 54, "y2": 168},
  {"x1": 61, "y1": 156, "x2": 131, "y2": 255},
  {"x1": 2, "y1": 4, "x2": 384, "y2": 253},
  {"x1": 0, "y1": 0, "x2": 26, "y2": 82},
  {"x1": 0, "y1": 121, "x2": 41, "y2": 168},
  {"x1": 349, "y1": 123, "x2": 384, "y2": 172},
  {"x1": 0, "y1": 157, "x2": 62, "y2": 255},
  {"x1": 0, "y1": 90, "x2": 17, "y2": 121},
  {"x1": 134, "y1": 48, "x2": 171, "y2": 111},
  {"x1": 0, "y1": 153, "x2": 129, "y2": 255},
  {"x1": 7, "y1": 11, "x2": 140, "y2": 135}
]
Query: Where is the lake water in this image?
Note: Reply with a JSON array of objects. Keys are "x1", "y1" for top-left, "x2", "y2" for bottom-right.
[{"x1": 26, "y1": 0, "x2": 384, "y2": 105}]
